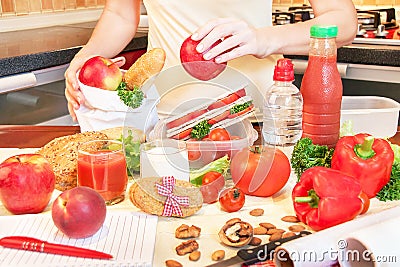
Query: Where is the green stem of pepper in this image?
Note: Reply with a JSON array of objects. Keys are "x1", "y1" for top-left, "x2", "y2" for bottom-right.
[
  {"x1": 354, "y1": 136, "x2": 376, "y2": 159},
  {"x1": 295, "y1": 189, "x2": 320, "y2": 208}
]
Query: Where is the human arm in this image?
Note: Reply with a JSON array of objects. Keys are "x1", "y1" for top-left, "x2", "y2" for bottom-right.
[
  {"x1": 65, "y1": 0, "x2": 141, "y2": 120},
  {"x1": 191, "y1": 0, "x2": 357, "y2": 63}
]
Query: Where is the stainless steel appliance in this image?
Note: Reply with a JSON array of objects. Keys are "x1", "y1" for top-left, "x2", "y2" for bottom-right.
[{"x1": 0, "y1": 64, "x2": 75, "y2": 125}]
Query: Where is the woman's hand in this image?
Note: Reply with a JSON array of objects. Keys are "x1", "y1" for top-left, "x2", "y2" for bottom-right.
[
  {"x1": 191, "y1": 18, "x2": 266, "y2": 63},
  {"x1": 64, "y1": 55, "x2": 126, "y2": 121}
]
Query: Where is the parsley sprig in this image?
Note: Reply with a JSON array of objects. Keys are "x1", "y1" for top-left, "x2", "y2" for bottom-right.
[{"x1": 117, "y1": 81, "x2": 144, "y2": 109}]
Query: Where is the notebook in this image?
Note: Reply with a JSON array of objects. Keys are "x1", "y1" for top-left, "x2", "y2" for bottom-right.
[{"x1": 0, "y1": 211, "x2": 158, "y2": 267}]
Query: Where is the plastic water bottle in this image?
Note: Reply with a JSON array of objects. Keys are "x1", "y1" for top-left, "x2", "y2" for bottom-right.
[{"x1": 262, "y1": 58, "x2": 303, "y2": 146}]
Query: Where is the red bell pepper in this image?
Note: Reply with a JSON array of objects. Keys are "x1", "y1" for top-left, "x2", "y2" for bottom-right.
[
  {"x1": 292, "y1": 166, "x2": 363, "y2": 231},
  {"x1": 331, "y1": 133, "x2": 394, "y2": 198}
]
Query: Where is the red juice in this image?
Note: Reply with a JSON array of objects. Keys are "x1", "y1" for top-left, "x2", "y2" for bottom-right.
[
  {"x1": 300, "y1": 25, "x2": 343, "y2": 148},
  {"x1": 77, "y1": 150, "x2": 128, "y2": 203}
]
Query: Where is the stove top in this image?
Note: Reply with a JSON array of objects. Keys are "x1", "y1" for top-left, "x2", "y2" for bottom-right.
[{"x1": 273, "y1": 6, "x2": 400, "y2": 46}]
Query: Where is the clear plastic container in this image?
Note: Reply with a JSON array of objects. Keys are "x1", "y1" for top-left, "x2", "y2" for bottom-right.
[
  {"x1": 149, "y1": 118, "x2": 258, "y2": 169},
  {"x1": 340, "y1": 96, "x2": 400, "y2": 138}
]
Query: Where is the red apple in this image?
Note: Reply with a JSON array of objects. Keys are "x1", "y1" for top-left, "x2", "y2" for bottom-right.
[
  {"x1": 0, "y1": 154, "x2": 55, "y2": 215},
  {"x1": 52, "y1": 186, "x2": 106, "y2": 239},
  {"x1": 78, "y1": 56, "x2": 123, "y2": 90},
  {"x1": 180, "y1": 36, "x2": 227, "y2": 81}
]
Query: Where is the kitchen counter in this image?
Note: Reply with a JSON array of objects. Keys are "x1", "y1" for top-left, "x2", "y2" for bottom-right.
[
  {"x1": 0, "y1": 21, "x2": 148, "y2": 77},
  {"x1": 1, "y1": 125, "x2": 400, "y2": 267},
  {"x1": 1, "y1": 23, "x2": 400, "y2": 78},
  {"x1": 287, "y1": 41, "x2": 400, "y2": 67}
]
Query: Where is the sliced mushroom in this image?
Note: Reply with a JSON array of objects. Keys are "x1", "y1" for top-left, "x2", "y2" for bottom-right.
[{"x1": 218, "y1": 219, "x2": 253, "y2": 247}]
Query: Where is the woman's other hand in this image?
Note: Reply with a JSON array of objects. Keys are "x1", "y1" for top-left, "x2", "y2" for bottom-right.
[{"x1": 191, "y1": 18, "x2": 266, "y2": 63}]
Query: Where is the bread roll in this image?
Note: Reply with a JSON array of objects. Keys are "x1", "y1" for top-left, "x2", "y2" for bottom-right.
[{"x1": 123, "y1": 48, "x2": 166, "y2": 90}]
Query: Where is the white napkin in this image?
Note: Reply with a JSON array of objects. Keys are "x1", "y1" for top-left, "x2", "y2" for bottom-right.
[
  {"x1": 339, "y1": 218, "x2": 400, "y2": 267},
  {"x1": 274, "y1": 205, "x2": 400, "y2": 267},
  {"x1": 75, "y1": 82, "x2": 160, "y2": 135}
]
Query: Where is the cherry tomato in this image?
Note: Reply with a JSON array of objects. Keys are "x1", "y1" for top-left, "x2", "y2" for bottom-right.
[
  {"x1": 202, "y1": 171, "x2": 223, "y2": 186},
  {"x1": 209, "y1": 128, "x2": 230, "y2": 141},
  {"x1": 219, "y1": 187, "x2": 245, "y2": 212},
  {"x1": 197, "y1": 137, "x2": 219, "y2": 165},
  {"x1": 359, "y1": 191, "x2": 370, "y2": 215},
  {"x1": 200, "y1": 171, "x2": 225, "y2": 204},
  {"x1": 230, "y1": 146, "x2": 291, "y2": 197},
  {"x1": 188, "y1": 149, "x2": 201, "y2": 161}
]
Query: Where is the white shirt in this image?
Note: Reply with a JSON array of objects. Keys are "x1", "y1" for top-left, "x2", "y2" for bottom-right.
[{"x1": 142, "y1": 0, "x2": 281, "y2": 120}]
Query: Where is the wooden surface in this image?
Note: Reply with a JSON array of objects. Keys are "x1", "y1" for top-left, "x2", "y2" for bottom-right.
[
  {"x1": 0, "y1": 124, "x2": 398, "y2": 148},
  {"x1": 0, "y1": 125, "x2": 81, "y2": 148}
]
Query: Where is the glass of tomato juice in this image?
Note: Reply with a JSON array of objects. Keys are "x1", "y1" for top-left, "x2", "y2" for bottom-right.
[{"x1": 77, "y1": 140, "x2": 128, "y2": 205}]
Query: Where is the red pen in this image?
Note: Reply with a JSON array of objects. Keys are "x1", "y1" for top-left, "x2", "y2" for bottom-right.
[{"x1": 0, "y1": 236, "x2": 113, "y2": 259}]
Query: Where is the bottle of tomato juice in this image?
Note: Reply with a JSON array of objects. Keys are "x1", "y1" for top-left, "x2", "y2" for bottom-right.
[{"x1": 300, "y1": 25, "x2": 343, "y2": 148}]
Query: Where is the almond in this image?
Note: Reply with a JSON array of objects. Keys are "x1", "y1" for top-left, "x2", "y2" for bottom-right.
[
  {"x1": 165, "y1": 259, "x2": 182, "y2": 267},
  {"x1": 249, "y1": 208, "x2": 264, "y2": 216},
  {"x1": 288, "y1": 224, "x2": 306, "y2": 232},
  {"x1": 269, "y1": 232, "x2": 283, "y2": 241},
  {"x1": 282, "y1": 231, "x2": 296, "y2": 238},
  {"x1": 189, "y1": 251, "x2": 201, "y2": 261},
  {"x1": 249, "y1": 237, "x2": 262, "y2": 246},
  {"x1": 253, "y1": 226, "x2": 268, "y2": 235},
  {"x1": 259, "y1": 222, "x2": 276, "y2": 230},
  {"x1": 212, "y1": 250, "x2": 225, "y2": 261},
  {"x1": 281, "y1": 215, "x2": 300, "y2": 223}
]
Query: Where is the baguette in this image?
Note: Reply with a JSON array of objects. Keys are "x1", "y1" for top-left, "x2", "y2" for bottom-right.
[{"x1": 123, "y1": 48, "x2": 166, "y2": 90}]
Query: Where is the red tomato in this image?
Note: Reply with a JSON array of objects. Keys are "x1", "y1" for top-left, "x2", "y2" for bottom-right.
[
  {"x1": 200, "y1": 171, "x2": 225, "y2": 204},
  {"x1": 207, "y1": 88, "x2": 246, "y2": 110},
  {"x1": 359, "y1": 191, "x2": 370, "y2": 215},
  {"x1": 209, "y1": 128, "x2": 230, "y2": 141},
  {"x1": 171, "y1": 128, "x2": 192, "y2": 140},
  {"x1": 219, "y1": 187, "x2": 245, "y2": 212},
  {"x1": 166, "y1": 109, "x2": 207, "y2": 129},
  {"x1": 230, "y1": 146, "x2": 291, "y2": 197},
  {"x1": 208, "y1": 110, "x2": 230, "y2": 125}
]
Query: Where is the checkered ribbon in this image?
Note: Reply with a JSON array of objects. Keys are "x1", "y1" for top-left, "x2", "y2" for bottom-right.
[{"x1": 156, "y1": 176, "x2": 189, "y2": 217}]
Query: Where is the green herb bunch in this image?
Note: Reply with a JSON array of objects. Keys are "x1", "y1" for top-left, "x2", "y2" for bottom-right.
[
  {"x1": 291, "y1": 137, "x2": 334, "y2": 181},
  {"x1": 376, "y1": 143, "x2": 400, "y2": 201},
  {"x1": 117, "y1": 81, "x2": 144, "y2": 109}
]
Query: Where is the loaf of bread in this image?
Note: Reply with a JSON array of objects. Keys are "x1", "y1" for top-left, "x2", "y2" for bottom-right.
[
  {"x1": 128, "y1": 177, "x2": 203, "y2": 218},
  {"x1": 37, "y1": 131, "x2": 108, "y2": 191},
  {"x1": 123, "y1": 48, "x2": 166, "y2": 90}
]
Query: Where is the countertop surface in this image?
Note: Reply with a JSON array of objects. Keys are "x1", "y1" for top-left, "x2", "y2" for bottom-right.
[
  {"x1": 1, "y1": 22, "x2": 400, "y2": 78},
  {"x1": 0, "y1": 21, "x2": 148, "y2": 77}
]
